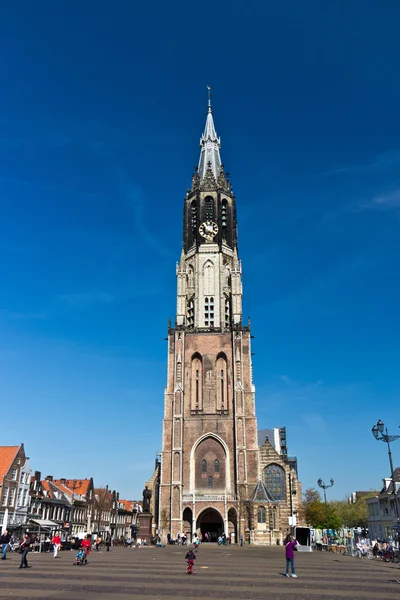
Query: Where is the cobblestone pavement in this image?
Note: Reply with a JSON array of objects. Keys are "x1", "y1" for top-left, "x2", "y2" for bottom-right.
[{"x1": 0, "y1": 545, "x2": 399, "y2": 600}]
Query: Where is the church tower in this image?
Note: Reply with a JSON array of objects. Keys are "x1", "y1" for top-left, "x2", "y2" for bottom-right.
[{"x1": 159, "y1": 93, "x2": 259, "y2": 541}]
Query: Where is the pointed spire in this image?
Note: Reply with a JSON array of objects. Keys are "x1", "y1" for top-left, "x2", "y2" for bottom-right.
[{"x1": 198, "y1": 86, "x2": 222, "y2": 181}]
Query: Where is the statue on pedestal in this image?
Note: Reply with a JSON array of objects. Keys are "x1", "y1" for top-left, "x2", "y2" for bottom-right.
[{"x1": 143, "y1": 486, "x2": 152, "y2": 513}]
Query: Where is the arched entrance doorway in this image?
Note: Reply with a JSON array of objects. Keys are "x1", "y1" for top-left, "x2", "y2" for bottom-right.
[
  {"x1": 196, "y1": 508, "x2": 224, "y2": 542},
  {"x1": 228, "y1": 507, "x2": 238, "y2": 544},
  {"x1": 182, "y1": 507, "x2": 193, "y2": 542}
]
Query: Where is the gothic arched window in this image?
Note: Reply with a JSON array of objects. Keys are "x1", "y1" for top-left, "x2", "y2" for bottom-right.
[
  {"x1": 191, "y1": 200, "x2": 197, "y2": 234},
  {"x1": 221, "y1": 199, "x2": 228, "y2": 237},
  {"x1": 257, "y1": 506, "x2": 266, "y2": 523},
  {"x1": 214, "y1": 459, "x2": 220, "y2": 473},
  {"x1": 202, "y1": 459, "x2": 207, "y2": 473},
  {"x1": 216, "y1": 353, "x2": 228, "y2": 413},
  {"x1": 204, "y1": 296, "x2": 214, "y2": 328},
  {"x1": 207, "y1": 476, "x2": 213, "y2": 489},
  {"x1": 187, "y1": 297, "x2": 194, "y2": 328},
  {"x1": 224, "y1": 297, "x2": 230, "y2": 328},
  {"x1": 191, "y1": 354, "x2": 203, "y2": 412},
  {"x1": 264, "y1": 464, "x2": 286, "y2": 502},
  {"x1": 204, "y1": 196, "x2": 214, "y2": 221}
]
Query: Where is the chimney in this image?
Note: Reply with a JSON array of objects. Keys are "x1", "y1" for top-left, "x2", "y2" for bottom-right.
[
  {"x1": 45, "y1": 475, "x2": 53, "y2": 482},
  {"x1": 34, "y1": 471, "x2": 41, "y2": 482},
  {"x1": 60, "y1": 478, "x2": 66, "y2": 485}
]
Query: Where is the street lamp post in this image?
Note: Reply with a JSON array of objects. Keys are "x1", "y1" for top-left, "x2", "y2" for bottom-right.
[
  {"x1": 317, "y1": 477, "x2": 334, "y2": 544},
  {"x1": 288, "y1": 474, "x2": 297, "y2": 527},
  {"x1": 371, "y1": 419, "x2": 400, "y2": 542}
]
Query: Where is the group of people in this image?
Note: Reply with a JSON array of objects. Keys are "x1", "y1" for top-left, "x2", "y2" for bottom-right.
[
  {"x1": 0, "y1": 530, "x2": 117, "y2": 570},
  {"x1": 0, "y1": 530, "x2": 35, "y2": 568},
  {"x1": 167, "y1": 531, "x2": 189, "y2": 545},
  {"x1": 372, "y1": 539, "x2": 398, "y2": 560},
  {"x1": 181, "y1": 533, "x2": 300, "y2": 577}
]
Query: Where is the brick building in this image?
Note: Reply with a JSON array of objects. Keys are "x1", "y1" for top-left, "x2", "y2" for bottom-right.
[
  {"x1": 0, "y1": 444, "x2": 31, "y2": 532},
  {"x1": 150, "y1": 95, "x2": 302, "y2": 544},
  {"x1": 29, "y1": 475, "x2": 94, "y2": 536}
]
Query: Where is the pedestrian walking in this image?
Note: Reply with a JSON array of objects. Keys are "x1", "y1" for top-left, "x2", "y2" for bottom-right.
[
  {"x1": 106, "y1": 533, "x2": 112, "y2": 552},
  {"x1": 240, "y1": 533, "x2": 244, "y2": 546},
  {"x1": 19, "y1": 533, "x2": 33, "y2": 569},
  {"x1": 0, "y1": 530, "x2": 11, "y2": 560},
  {"x1": 52, "y1": 532, "x2": 61, "y2": 558},
  {"x1": 81, "y1": 535, "x2": 91, "y2": 564},
  {"x1": 284, "y1": 535, "x2": 298, "y2": 578},
  {"x1": 185, "y1": 546, "x2": 196, "y2": 574}
]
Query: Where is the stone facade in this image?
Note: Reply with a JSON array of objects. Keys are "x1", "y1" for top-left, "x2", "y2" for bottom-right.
[{"x1": 152, "y1": 98, "x2": 302, "y2": 544}]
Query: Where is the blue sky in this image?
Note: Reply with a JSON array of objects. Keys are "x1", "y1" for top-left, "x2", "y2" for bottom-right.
[{"x1": 1, "y1": 1, "x2": 399, "y2": 500}]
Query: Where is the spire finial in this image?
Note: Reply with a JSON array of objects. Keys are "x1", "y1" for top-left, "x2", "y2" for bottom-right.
[
  {"x1": 198, "y1": 87, "x2": 221, "y2": 181},
  {"x1": 207, "y1": 85, "x2": 212, "y2": 113}
]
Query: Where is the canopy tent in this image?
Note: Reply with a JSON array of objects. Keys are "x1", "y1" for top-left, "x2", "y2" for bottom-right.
[{"x1": 29, "y1": 519, "x2": 59, "y2": 529}]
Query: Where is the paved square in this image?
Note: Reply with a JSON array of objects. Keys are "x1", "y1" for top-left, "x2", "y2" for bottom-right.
[{"x1": 0, "y1": 545, "x2": 399, "y2": 599}]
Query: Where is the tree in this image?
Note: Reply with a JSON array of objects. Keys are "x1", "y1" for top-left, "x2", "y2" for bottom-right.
[
  {"x1": 159, "y1": 508, "x2": 170, "y2": 536},
  {"x1": 93, "y1": 486, "x2": 111, "y2": 534},
  {"x1": 304, "y1": 501, "x2": 342, "y2": 529},
  {"x1": 303, "y1": 488, "x2": 322, "y2": 505},
  {"x1": 329, "y1": 493, "x2": 378, "y2": 529}
]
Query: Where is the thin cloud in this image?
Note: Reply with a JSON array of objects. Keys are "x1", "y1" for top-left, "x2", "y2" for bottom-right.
[
  {"x1": 278, "y1": 374, "x2": 293, "y2": 386},
  {"x1": 317, "y1": 187, "x2": 400, "y2": 228},
  {"x1": 59, "y1": 293, "x2": 116, "y2": 307},
  {"x1": 319, "y1": 150, "x2": 400, "y2": 178},
  {"x1": 373, "y1": 188, "x2": 400, "y2": 208},
  {"x1": 114, "y1": 166, "x2": 170, "y2": 258},
  {"x1": 9, "y1": 311, "x2": 47, "y2": 320}
]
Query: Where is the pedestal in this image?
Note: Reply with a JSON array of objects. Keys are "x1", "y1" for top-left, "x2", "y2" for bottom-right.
[{"x1": 138, "y1": 512, "x2": 153, "y2": 544}]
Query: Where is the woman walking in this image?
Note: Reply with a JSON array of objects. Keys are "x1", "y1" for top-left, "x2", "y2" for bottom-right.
[
  {"x1": 284, "y1": 534, "x2": 298, "y2": 578},
  {"x1": 52, "y1": 532, "x2": 61, "y2": 558}
]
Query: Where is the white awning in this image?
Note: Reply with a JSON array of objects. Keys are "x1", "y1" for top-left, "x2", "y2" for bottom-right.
[{"x1": 30, "y1": 519, "x2": 59, "y2": 529}]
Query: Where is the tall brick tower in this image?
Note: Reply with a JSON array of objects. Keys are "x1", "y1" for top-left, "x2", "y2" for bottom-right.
[{"x1": 159, "y1": 92, "x2": 259, "y2": 542}]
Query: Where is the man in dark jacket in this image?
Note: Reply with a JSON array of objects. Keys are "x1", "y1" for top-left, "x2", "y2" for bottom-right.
[
  {"x1": 1, "y1": 530, "x2": 11, "y2": 560},
  {"x1": 19, "y1": 533, "x2": 33, "y2": 569}
]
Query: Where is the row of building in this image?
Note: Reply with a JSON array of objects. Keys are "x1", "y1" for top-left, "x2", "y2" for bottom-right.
[
  {"x1": 0, "y1": 444, "x2": 141, "y2": 538},
  {"x1": 367, "y1": 468, "x2": 400, "y2": 542}
]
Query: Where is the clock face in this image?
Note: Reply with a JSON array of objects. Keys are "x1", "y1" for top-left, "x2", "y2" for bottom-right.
[{"x1": 199, "y1": 220, "x2": 218, "y2": 241}]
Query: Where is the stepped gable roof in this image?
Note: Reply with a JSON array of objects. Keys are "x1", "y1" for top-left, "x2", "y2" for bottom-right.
[
  {"x1": 0, "y1": 445, "x2": 20, "y2": 479},
  {"x1": 53, "y1": 478, "x2": 91, "y2": 496},
  {"x1": 251, "y1": 479, "x2": 276, "y2": 503}
]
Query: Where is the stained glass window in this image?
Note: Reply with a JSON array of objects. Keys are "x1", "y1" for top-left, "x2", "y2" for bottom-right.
[
  {"x1": 257, "y1": 506, "x2": 266, "y2": 523},
  {"x1": 264, "y1": 464, "x2": 285, "y2": 501}
]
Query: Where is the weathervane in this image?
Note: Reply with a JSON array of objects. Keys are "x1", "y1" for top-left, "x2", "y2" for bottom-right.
[{"x1": 207, "y1": 85, "x2": 212, "y2": 111}]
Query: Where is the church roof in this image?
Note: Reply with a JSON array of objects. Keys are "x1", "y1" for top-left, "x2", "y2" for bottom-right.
[
  {"x1": 251, "y1": 479, "x2": 276, "y2": 503},
  {"x1": 198, "y1": 87, "x2": 221, "y2": 182}
]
